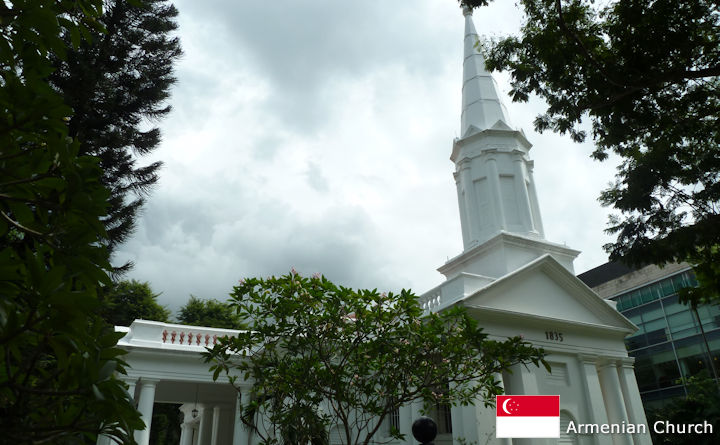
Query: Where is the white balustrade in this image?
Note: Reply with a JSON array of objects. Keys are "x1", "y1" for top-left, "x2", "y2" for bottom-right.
[
  {"x1": 117, "y1": 320, "x2": 242, "y2": 350},
  {"x1": 418, "y1": 286, "x2": 443, "y2": 312}
]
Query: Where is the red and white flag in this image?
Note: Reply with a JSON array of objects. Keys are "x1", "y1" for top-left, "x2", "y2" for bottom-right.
[{"x1": 496, "y1": 395, "x2": 560, "y2": 438}]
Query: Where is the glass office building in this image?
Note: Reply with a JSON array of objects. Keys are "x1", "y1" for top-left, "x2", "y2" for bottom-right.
[{"x1": 579, "y1": 264, "x2": 720, "y2": 408}]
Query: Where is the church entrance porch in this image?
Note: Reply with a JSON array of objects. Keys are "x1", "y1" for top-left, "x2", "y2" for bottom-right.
[{"x1": 95, "y1": 320, "x2": 253, "y2": 445}]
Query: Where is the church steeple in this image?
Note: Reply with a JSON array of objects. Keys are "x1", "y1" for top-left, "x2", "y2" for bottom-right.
[
  {"x1": 423, "y1": 7, "x2": 581, "y2": 308},
  {"x1": 460, "y1": 6, "x2": 511, "y2": 137},
  {"x1": 452, "y1": 8, "x2": 545, "y2": 250}
]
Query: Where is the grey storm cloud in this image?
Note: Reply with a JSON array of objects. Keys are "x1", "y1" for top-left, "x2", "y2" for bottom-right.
[
  {"x1": 114, "y1": 0, "x2": 619, "y2": 315},
  {"x1": 173, "y1": 0, "x2": 455, "y2": 131},
  {"x1": 116, "y1": 192, "x2": 394, "y2": 313}
]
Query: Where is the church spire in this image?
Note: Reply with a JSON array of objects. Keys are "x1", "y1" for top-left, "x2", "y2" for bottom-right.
[
  {"x1": 452, "y1": 7, "x2": 545, "y2": 250},
  {"x1": 427, "y1": 7, "x2": 579, "y2": 294},
  {"x1": 460, "y1": 6, "x2": 511, "y2": 138}
]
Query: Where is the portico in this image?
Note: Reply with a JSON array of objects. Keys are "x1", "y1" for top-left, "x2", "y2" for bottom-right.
[{"x1": 96, "y1": 321, "x2": 256, "y2": 445}]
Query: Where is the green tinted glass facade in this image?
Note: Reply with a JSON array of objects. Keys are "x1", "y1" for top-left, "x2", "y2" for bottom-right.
[{"x1": 611, "y1": 270, "x2": 720, "y2": 407}]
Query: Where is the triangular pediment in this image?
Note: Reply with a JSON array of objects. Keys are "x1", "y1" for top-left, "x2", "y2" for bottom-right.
[
  {"x1": 462, "y1": 124, "x2": 482, "y2": 138},
  {"x1": 490, "y1": 119, "x2": 513, "y2": 131},
  {"x1": 460, "y1": 255, "x2": 636, "y2": 332}
]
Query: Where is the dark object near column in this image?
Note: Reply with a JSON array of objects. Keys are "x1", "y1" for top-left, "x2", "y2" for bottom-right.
[{"x1": 412, "y1": 416, "x2": 438, "y2": 445}]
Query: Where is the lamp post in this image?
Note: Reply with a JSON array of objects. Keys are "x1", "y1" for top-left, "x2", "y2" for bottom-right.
[
  {"x1": 412, "y1": 416, "x2": 437, "y2": 445},
  {"x1": 192, "y1": 384, "x2": 199, "y2": 419}
]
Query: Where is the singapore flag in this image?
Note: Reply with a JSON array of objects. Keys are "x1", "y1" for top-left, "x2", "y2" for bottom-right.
[{"x1": 496, "y1": 395, "x2": 560, "y2": 438}]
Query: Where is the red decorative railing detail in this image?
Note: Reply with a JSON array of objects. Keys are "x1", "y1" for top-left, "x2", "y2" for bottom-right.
[{"x1": 157, "y1": 328, "x2": 234, "y2": 347}]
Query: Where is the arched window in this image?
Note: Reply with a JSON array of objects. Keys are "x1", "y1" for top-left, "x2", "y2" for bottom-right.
[{"x1": 559, "y1": 410, "x2": 578, "y2": 444}]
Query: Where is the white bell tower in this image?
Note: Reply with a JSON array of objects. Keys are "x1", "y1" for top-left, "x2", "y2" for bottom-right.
[
  {"x1": 439, "y1": 7, "x2": 580, "y2": 285},
  {"x1": 455, "y1": 6, "x2": 545, "y2": 249}
]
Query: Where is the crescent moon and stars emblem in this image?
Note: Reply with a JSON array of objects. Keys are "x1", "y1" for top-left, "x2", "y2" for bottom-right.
[{"x1": 502, "y1": 398, "x2": 520, "y2": 415}]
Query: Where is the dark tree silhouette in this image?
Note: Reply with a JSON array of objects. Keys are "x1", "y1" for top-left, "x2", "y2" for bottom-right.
[{"x1": 50, "y1": 0, "x2": 182, "y2": 271}]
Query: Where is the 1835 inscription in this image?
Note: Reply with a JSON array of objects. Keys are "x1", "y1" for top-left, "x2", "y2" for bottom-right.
[{"x1": 545, "y1": 331, "x2": 564, "y2": 342}]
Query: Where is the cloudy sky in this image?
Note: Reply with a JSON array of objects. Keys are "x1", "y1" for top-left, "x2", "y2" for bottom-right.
[{"x1": 115, "y1": 0, "x2": 620, "y2": 314}]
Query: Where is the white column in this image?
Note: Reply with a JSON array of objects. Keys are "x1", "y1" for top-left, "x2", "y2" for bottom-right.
[
  {"x1": 490, "y1": 373, "x2": 511, "y2": 445},
  {"x1": 240, "y1": 389, "x2": 258, "y2": 445},
  {"x1": 134, "y1": 378, "x2": 159, "y2": 445},
  {"x1": 617, "y1": 358, "x2": 652, "y2": 445},
  {"x1": 459, "y1": 159, "x2": 478, "y2": 245},
  {"x1": 504, "y1": 363, "x2": 540, "y2": 394},
  {"x1": 456, "y1": 162, "x2": 471, "y2": 246},
  {"x1": 96, "y1": 377, "x2": 138, "y2": 445},
  {"x1": 179, "y1": 404, "x2": 202, "y2": 445},
  {"x1": 598, "y1": 359, "x2": 632, "y2": 445},
  {"x1": 232, "y1": 392, "x2": 248, "y2": 445},
  {"x1": 406, "y1": 399, "x2": 423, "y2": 445},
  {"x1": 512, "y1": 158, "x2": 535, "y2": 232},
  {"x1": 450, "y1": 402, "x2": 464, "y2": 443},
  {"x1": 125, "y1": 377, "x2": 138, "y2": 405},
  {"x1": 179, "y1": 423, "x2": 193, "y2": 445},
  {"x1": 408, "y1": 398, "x2": 423, "y2": 444},
  {"x1": 525, "y1": 163, "x2": 544, "y2": 237},
  {"x1": 464, "y1": 402, "x2": 480, "y2": 443},
  {"x1": 505, "y1": 365, "x2": 552, "y2": 445},
  {"x1": 445, "y1": 380, "x2": 480, "y2": 445},
  {"x1": 410, "y1": 397, "x2": 422, "y2": 421},
  {"x1": 198, "y1": 405, "x2": 213, "y2": 445},
  {"x1": 486, "y1": 157, "x2": 507, "y2": 231},
  {"x1": 473, "y1": 394, "x2": 497, "y2": 445},
  {"x1": 211, "y1": 406, "x2": 222, "y2": 445},
  {"x1": 578, "y1": 355, "x2": 612, "y2": 445},
  {"x1": 399, "y1": 403, "x2": 412, "y2": 445}
]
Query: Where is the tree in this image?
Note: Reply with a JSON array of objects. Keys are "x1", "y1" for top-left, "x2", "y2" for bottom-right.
[
  {"x1": 100, "y1": 278, "x2": 183, "y2": 445},
  {"x1": 49, "y1": 0, "x2": 182, "y2": 270},
  {"x1": 100, "y1": 279, "x2": 171, "y2": 327},
  {"x1": 205, "y1": 271, "x2": 546, "y2": 445},
  {"x1": 98, "y1": 278, "x2": 186, "y2": 445},
  {"x1": 460, "y1": 0, "x2": 720, "y2": 305},
  {"x1": 0, "y1": 0, "x2": 142, "y2": 443},
  {"x1": 646, "y1": 372, "x2": 720, "y2": 444},
  {"x1": 178, "y1": 296, "x2": 245, "y2": 329},
  {"x1": 99, "y1": 279, "x2": 181, "y2": 445}
]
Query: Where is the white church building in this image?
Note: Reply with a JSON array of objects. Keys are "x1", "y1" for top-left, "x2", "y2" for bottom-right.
[{"x1": 102, "y1": 8, "x2": 650, "y2": 445}]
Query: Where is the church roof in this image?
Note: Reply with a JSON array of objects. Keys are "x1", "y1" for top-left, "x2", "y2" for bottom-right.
[{"x1": 460, "y1": 254, "x2": 638, "y2": 334}]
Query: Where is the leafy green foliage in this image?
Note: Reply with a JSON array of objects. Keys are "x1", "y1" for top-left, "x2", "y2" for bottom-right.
[
  {"x1": 97, "y1": 279, "x2": 177, "y2": 445},
  {"x1": 205, "y1": 271, "x2": 546, "y2": 445},
  {"x1": 646, "y1": 372, "x2": 720, "y2": 444},
  {"x1": 100, "y1": 279, "x2": 171, "y2": 327},
  {"x1": 48, "y1": 0, "x2": 182, "y2": 270},
  {"x1": 148, "y1": 404, "x2": 182, "y2": 445},
  {"x1": 461, "y1": 0, "x2": 720, "y2": 305},
  {"x1": 0, "y1": 0, "x2": 143, "y2": 442},
  {"x1": 178, "y1": 295, "x2": 245, "y2": 329},
  {"x1": 461, "y1": 0, "x2": 491, "y2": 7}
]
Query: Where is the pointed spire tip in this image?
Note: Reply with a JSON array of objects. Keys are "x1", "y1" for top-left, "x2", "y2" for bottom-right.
[{"x1": 460, "y1": 6, "x2": 512, "y2": 134}]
